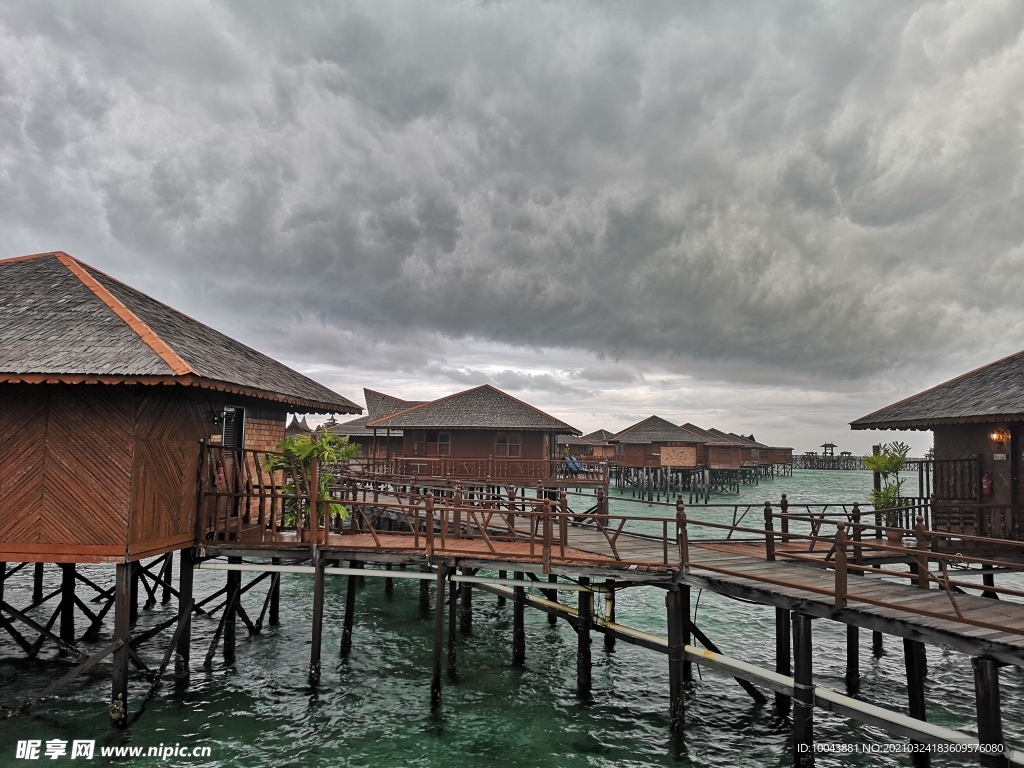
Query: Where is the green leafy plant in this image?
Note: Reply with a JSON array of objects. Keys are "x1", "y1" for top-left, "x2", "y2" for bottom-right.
[
  {"x1": 261, "y1": 429, "x2": 359, "y2": 528},
  {"x1": 863, "y1": 441, "x2": 910, "y2": 526}
]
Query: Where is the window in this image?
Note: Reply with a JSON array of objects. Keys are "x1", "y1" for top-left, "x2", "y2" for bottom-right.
[
  {"x1": 496, "y1": 432, "x2": 521, "y2": 457},
  {"x1": 412, "y1": 431, "x2": 426, "y2": 456},
  {"x1": 437, "y1": 432, "x2": 450, "y2": 456},
  {"x1": 221, "y1": 406, "x2": 246, "y2": 450}
]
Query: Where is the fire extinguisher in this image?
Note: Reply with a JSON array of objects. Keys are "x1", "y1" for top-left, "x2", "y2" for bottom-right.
[
  {"x1": 216, "y1": 460, "x2": 226, "y2": 491},
  {"x1": 981, "y1": 473, "x2": 993, "y2": 496}
]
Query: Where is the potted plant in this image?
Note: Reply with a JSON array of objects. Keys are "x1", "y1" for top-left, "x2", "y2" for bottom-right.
[
  {"x1": 863, "y1": 441, "x2": 910, "y2": 543},
  {"x1": 261, "y1": 428, "x2": 359, "y2": 535}
]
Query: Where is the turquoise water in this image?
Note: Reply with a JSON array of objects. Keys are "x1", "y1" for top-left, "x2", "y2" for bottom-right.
[{"x1": 1, "y1": 471, "x2": 1022, "y2": 767}]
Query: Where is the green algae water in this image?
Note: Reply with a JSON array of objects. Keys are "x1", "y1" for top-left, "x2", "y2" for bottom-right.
[{"x1": 2, "y1": 471, "x2": 1022, "y2": 767}]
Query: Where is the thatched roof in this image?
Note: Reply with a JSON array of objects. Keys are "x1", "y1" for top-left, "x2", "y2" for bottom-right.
[{"x1": 0, "y1": 252, "x2": 360, "y2": 414}]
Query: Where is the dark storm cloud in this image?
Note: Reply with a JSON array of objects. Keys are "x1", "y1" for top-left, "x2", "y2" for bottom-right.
[{"x1": 3, "y1": 0, "x2": 1024, "y2": 393}]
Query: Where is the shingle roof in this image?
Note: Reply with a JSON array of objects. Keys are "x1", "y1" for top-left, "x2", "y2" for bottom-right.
[
  {"x1": 286, "y1": 415, "x2": 314, "y2": 437},
  {"x1": 363, "y1": 388, "x2": 425, "y2": 420},
  {"x1": 366, "y1": 384, "x2": 580, "y2": 434},
  {"x1": 678, "y1": 423, "x2": 745, "y2": 446},
  {"x1": 610, "y1": 416, "x2": 705, "y2": 444},
  {"x1": 0, "y1": 252, "x2": 361, "y2": 414},
  {"x1": 583, "y1": 429, "x2": 614, "y2": 443},
  {"x1": 706, "y1": 428, "x2": 755, "y2": 447},
  {"x1": 851, "y1": 350, "x2": 1024, "y2": 429}
]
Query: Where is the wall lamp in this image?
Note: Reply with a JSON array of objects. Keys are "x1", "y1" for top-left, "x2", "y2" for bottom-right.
[{"x1": 990, "y1": 429, "x2": 1009, "y2": 450}]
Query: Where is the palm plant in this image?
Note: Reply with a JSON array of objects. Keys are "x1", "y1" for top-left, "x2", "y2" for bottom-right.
[{"x1": 863, "y1": 441, "x2": 910, "y2": 527}]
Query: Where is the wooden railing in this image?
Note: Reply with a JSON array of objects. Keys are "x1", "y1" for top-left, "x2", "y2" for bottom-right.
[{"x1": 349, "y1": 456, "x2": 609, "y2": 484}]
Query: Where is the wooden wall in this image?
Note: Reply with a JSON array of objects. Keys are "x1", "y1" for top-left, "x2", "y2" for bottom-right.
[
  {"x1": 400, "y1": 430, "x2": 547, "y2": 459},
  {"x1": 934, "y1": 423, "x2": 1005, "y2": 504}
]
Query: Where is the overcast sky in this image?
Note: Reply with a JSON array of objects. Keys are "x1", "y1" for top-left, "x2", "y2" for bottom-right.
[{"x1": 4, "y1": 1, "x2": 1023, "y2": 454}]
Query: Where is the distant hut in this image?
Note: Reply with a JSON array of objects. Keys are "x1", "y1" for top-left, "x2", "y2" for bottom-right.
[
  {"x1": 326, "y1": 388, "x2": 425, "y2": 463},
  {"x1": 852, "y1": 350, "x2": 1024, "y2": 540},
  {"x1": 366, "y1": 384, "x2": 580, "y2": 483},
  {"x1": 285, "y1": 415, "x2": 314, "y2": 437},
  {"x1": 608, "y1": 416, "x2": 704, "y2": 468},
  {"x1": 679, "y1": 423, "x2": 746, "y2": 469},
  {"x1": 556, "y1": 428, "x2": 616, "y2": 459}
]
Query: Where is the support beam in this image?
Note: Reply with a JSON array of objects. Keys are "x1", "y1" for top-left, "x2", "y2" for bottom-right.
[
  {"x1": 497, "y1": 569, "x2": 507, "y2": 607},
  {"x1": 340, "y1": 571, "x2": 357, "y2": 658},
  {"x1": 546, "y1": 575, "x2": 558, "y2": 626},
  {"x1": 224, "y1": 557, "x2": 240, "y2": 662},
  {"x1": 792, "y1": 612, "x2": 813, "y2": 768},
  {"x1": 577, "y1": 577, "x2": 592, "y2": 693},
  {"x1": 775, "y1": 608, "x2": 791, "y2": 714},
  {"x1": 109, "y1": 562, "x2": 130, "y2": 728},
  {"x1": 666, "y1": 587, "x2": 686, "y2": 733},
  {"x1": 60, "y1": 563, "x2": 76, "y2": 644},
  {"x1": 872, "y1": 630, "x2": 884, "y2": 656},
  {"x1": 460, "y1": 568, "x2": 473, "y2": 634},
  {"x1": 175, "y1": 548, "x2": 193, "y2": 681},
  {"x1": 309, "y1": 556, "x2": 325, "y2": 683},
  {"x1": 420, "y1": 564, "x2": 431, "y2": 610},
  {"x1": 681, "y1": 585, "x2": 691, "y2": 682},
  {"x1": 981, "y1": 573, "x2": 999, "y2": 600},
  {"x1": 431, "y1": 567, "x2": 446, "y2": 708},
  {"x1": 130, "y1": 561, "x2": 140, "y2": 625},
  {"x1": 972, "y1": 658, "x2": 1007, "y2": 768},
  {"x1": 846, "y1": 625, "x2": 859, "y2": 693},
  {"x1": 604, "y1": 580, "x2": 616, "y2": 651},
  {"x1": 33, "y1": 562, "x2": 44, "y2": 604},
  {"x1": 904, "y1": 638, "x2": 930, "y2": 768},
  {"x1": 161, "y1": 554, "x2": 173, "y2": 604},
  {"x1": 447, "y1": 577, "x2": 459, "y2": 678},
  {"x1": 384, "y1": 563, "x2": 394, "y2": 598},
  {"x1": 512, "y1": 572, "x2": 526, "y2": 666}
]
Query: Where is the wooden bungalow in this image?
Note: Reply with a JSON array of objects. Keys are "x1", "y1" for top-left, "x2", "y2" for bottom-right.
[
  {"x1": 609, "y1": 417, "x2": 705, "y2": 468},
  {"x1": 852, "y1": 349, "x2": 1024, "y2": 542},
  {"x1": 326, "y1": 388, "x2": 424, "y2": 464},
  {"x1": 285, "y1": 415, "x2": 314, "y2": 437},
  {"x1": 678, "y1": 423, "x2": 746, "y2": 469},
  {"x1": 557, "y1": 429, "x2": 616, "y2": 459},
  {"x1": 0, "y1": 251, "x2": 360, "y2": 565},
  {"x1": 364, "y1": 384, "x2": 584, "y2": 483}
]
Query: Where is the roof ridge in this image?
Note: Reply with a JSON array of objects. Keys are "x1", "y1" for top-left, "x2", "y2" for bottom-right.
[
  {"x1": 56, "y1": 254, "x2": 195, "y2": 376},
  {"x1": 0, "y1": 250, "x2": 64, "y2": 265}
]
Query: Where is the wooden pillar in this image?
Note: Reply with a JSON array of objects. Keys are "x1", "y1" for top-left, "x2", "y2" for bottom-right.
[
  {"x1": 903, "y1": 638, "x2": 930, "y2": 767},
  {"x1": 340, "y1": 570, "x2": 357, "y2": 658},
  {"x1": 309, "y1": 556, "x2": 325, "y2": 684},
  {"x1": 775, "y1": 607, "x2": 791, "y2": 714},
  {"x1": 447, "y1": 576, "x2": 459, "y2": 678},
  {"x1": 577, "y1": 577, "x2": 592, "y2": 692},
  {"x1": 60, "y1": 563, "x2": 76, "y2": 644},
  {"x1": 161, "y1": 553, "x2": 173, "y2": 604},
  {"x1": 430, "y1": 567, "x2": 446, "y2": 707},
  {"x1": 604, "y1": 580, "x2": 616, "y2": 651},
  {"x1": 681, "y1": 584, "x2": 691, "y2": 682},
  {"x1": 497, "y1": 569, "x2": 507, "y2": 607},
  {"x1": 846, "y1": 625, "x2": 859, "y2": 692},
  {"x1": 384, "y1": 563, "x2": 394, "y2": 598},
  {"x1": 33, "y1": 562, "x2": 43, "y2": 604},
  {"x1": 0, "y1": 562, "x2": 5, "y2": 607},
  {"x1": 460, "y1": 568, "x2": 473, "y2": 634},
  {"x1": 224, "y1": 557, "x2": 240, "y2": 662},
  {"x1": 792, "y1": 612, "x2": 814, "y2": 768},
  {"x1": 872, "y1": 630, "x2": 884, "y2": 656},
  {"x1": 546, "y1": 574, "x2": 558, "y2": 626},
  {"x1": 129, "y1": 560, "x2": 140, "y2": 625},
  {"x1": 512, "y1": 572, "x2": 526, "y2": 666},
  {"x1": 109, "y1": 562, "x2": 131, "y2": 727},
  {"x1": 175, "y1": 547, "x2": 193, "y2": 681},
  {"x1": 972, "y1": 657, "x2": 1007, "y2": 768},
  {"x1": 981, "y1": 572, "x2": 999, "y2": 600},
  {"x1": 666, "y1": 587, "x2": 686, "y2": 733},
  {"x1": 269, "y1": 556, "x2": 281, "y2": 626},
  {"x1": 420, "y1": 564, "x2": 431, "y2": 610}
]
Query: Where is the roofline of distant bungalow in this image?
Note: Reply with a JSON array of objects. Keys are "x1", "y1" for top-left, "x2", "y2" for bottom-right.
[
  {"x1": 0, "y1": 372, "x2": 361, "y2": 414},
  {"x1": 852, "y1": 413, "x2": 1024, "y2": 430}
]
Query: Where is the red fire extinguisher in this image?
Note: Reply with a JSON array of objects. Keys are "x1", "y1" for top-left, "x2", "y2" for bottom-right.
[{"x1": 981, "y1": 474, "x2": 993, "y2": 496}]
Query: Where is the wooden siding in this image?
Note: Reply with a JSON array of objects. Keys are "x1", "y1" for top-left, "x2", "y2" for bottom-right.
[
  {"x1": 400, "y1": 430, "x2": 547, "y2": 460},
  {"x1": 934, "y1": 423, "x2": 1000, "y2": 502}
]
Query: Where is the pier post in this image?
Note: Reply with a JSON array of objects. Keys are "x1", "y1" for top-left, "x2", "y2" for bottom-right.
[
  {"x1": 845, "y1": 626, "x2": 859, "y2": 693},
  {"x1": 577, "y1": 577, "x2": 592, "y2": 692},
  {"x1": 430, "y1": 567, "x2": 447, "y2": 707},
  {"x1": 981, "y1": 573, "x2": 998, "y2": 600},
  {"x1": 666, "y1": 587, "x2": 686, "y2": 733},
  {"x1": 340, "y1": 566, "x2": 357, "y2": 658},
  {"x1": 872, "y1": 630, "x2": 884, "y2": 656},
  {"x1": 447, "y1": 576, "x2": 459, "y2": 678},
  {"x1": 161, "y1": 553, "x2": 173, "y2": 605},
  {"x1": 682, "y1": 585, "x2": 691, "y2": 681},
  {"x1": 497, "y1": 569, "x2": 507, "y2": 606},
  {"x1": 60, "y1": 563, "x2": 76, "y2": 644},
  {"x1": 546, "y1": 575, "x2": 558, "y2": 626},
  {"x1": 109, "y1": 562, "x2": 130, "y2": 727},
  {"x1": 33, "y1": 562, "x2": 44, "y2": 604},
  {"x1": 269, "y1": 557, "x2": 281, "y2": 626},
  {"x1": 903, "y1": 638, "x2": 929, "y2": 767},
  {"x1": 792, "y1": 612, "x2": 813, "y2": 768},
  {"x1": 384, "y1": 563, "x2": 394, "y2": 598},
  {"x1": 224, "y1": 557, "x2": 240, "y2": 662},
  {"x1": 129, "y1": 560, "x2": 140, "y2": 625},
  {"x1": 972, "y1": 658, "x2": 1006, "y2": 768},
  {"x1": 460, "y1": 568, "x2": 473, "y2": 634},
  {"x1": 309, "y1": 555, "x2": 325, "y2": 684},
  {"x1": 512, "y1": 572, "x2": 526, "y2": 666},
  {"x1": 420, "y1": 564, "x2": 431, "y2": 610},
  {"x1": 775, "y1": 608, "x2": 791, "y2": 714},
  {"x1": 604, "y1": 580, "x2": 616, "y2": 651},
  {"x1": 175, "y1": 547, "x2": 194, "y2": 681}
]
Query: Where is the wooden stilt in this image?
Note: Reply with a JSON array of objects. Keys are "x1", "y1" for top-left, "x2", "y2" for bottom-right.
[
  {"x1": 430, "y1": 567, "x2": 446, "y2": 707},
  {"x1": 109, "y1": 562, "x2": 130, "y2": 727},
  {"x1": 309, "y1": 556, "x2": 324, "y2": 683},
  {"x1": 497, "y1": 569, "x2": 507, "y2": 607},
  {"x1": 846, "y1": 625, "x2": 859, "y2": 693},
  {"x1": 447, "y1": 576, "x2": 458, "y2": 678},
  {"x1": 681, "y1": 584, "x2": 691, "y2": 682},
  {"x1": 0, "y1": 562, "x2": 5, "y2": 607},
  {"x1": 604, "y1": 580, "x2": 616, "y2": 651},
  {"x1": 460, "y1": 568, "x2": 473, "y2": 634},
  {"x1": 577, "y1": 577, "x2": 592, "y2": 692},
  {"x1": 224, "y1": 557, "x2": 240, "y2": 662},
  {"x1": 666, "y1": 587, "x2": 686, "y2": 733},
  {"x1": 903, "y1": 638, "x2": 930, "y2": 767},
  {"x1": 269, "y1": 556, "x2": 281, "y2": 626},
  {"x1": 872, "y1": 630, "x2": 884, "y2": 656},
  {"x1": 512, "y1": 572, "x2": 526, "y2": 666},
  {"x1": 972, "y1": 657, "x2": 1007, "y2": 768},
  {"x1": 982, "y1": 573, "x2": 999, "y2": 600},
  {"x1": 175, "y1": 547, "x2": 193, "y2": 681},
  {"x1": 129, "y1": 561, "x2": 140, "y2": 625},
  {"x1": 384, "y1": 563, "x2": 394, "y2": 598},
  {"x1": 546, "y1": 574, "x2": 558, "y2": 626},
  {"x1": 60, "y1": 563, "x2": 76, "y2": 644},
  {"x1": 336, "y1": 574, "x2": 356, "y2": 661},
  {"x1": 792, "y1": 612, "x2": 813, "y2": 767},
  {"x1": 420, "y1": 564, "x2": 431, "y2": 610},
  {"x1": 161, "y1": 554, "x2": 173, "y2": 604},
  {"x1": 775, "y1": 607, "x2": 791, "y2": 714},
  {"x1": 33, "y1": 562, "x2": 43, "y2": 604}
]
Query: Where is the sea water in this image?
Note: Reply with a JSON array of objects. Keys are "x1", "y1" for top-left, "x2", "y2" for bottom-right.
[{"x1": 1, "y1": 470, "x2": 1021, "y2": 767}]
